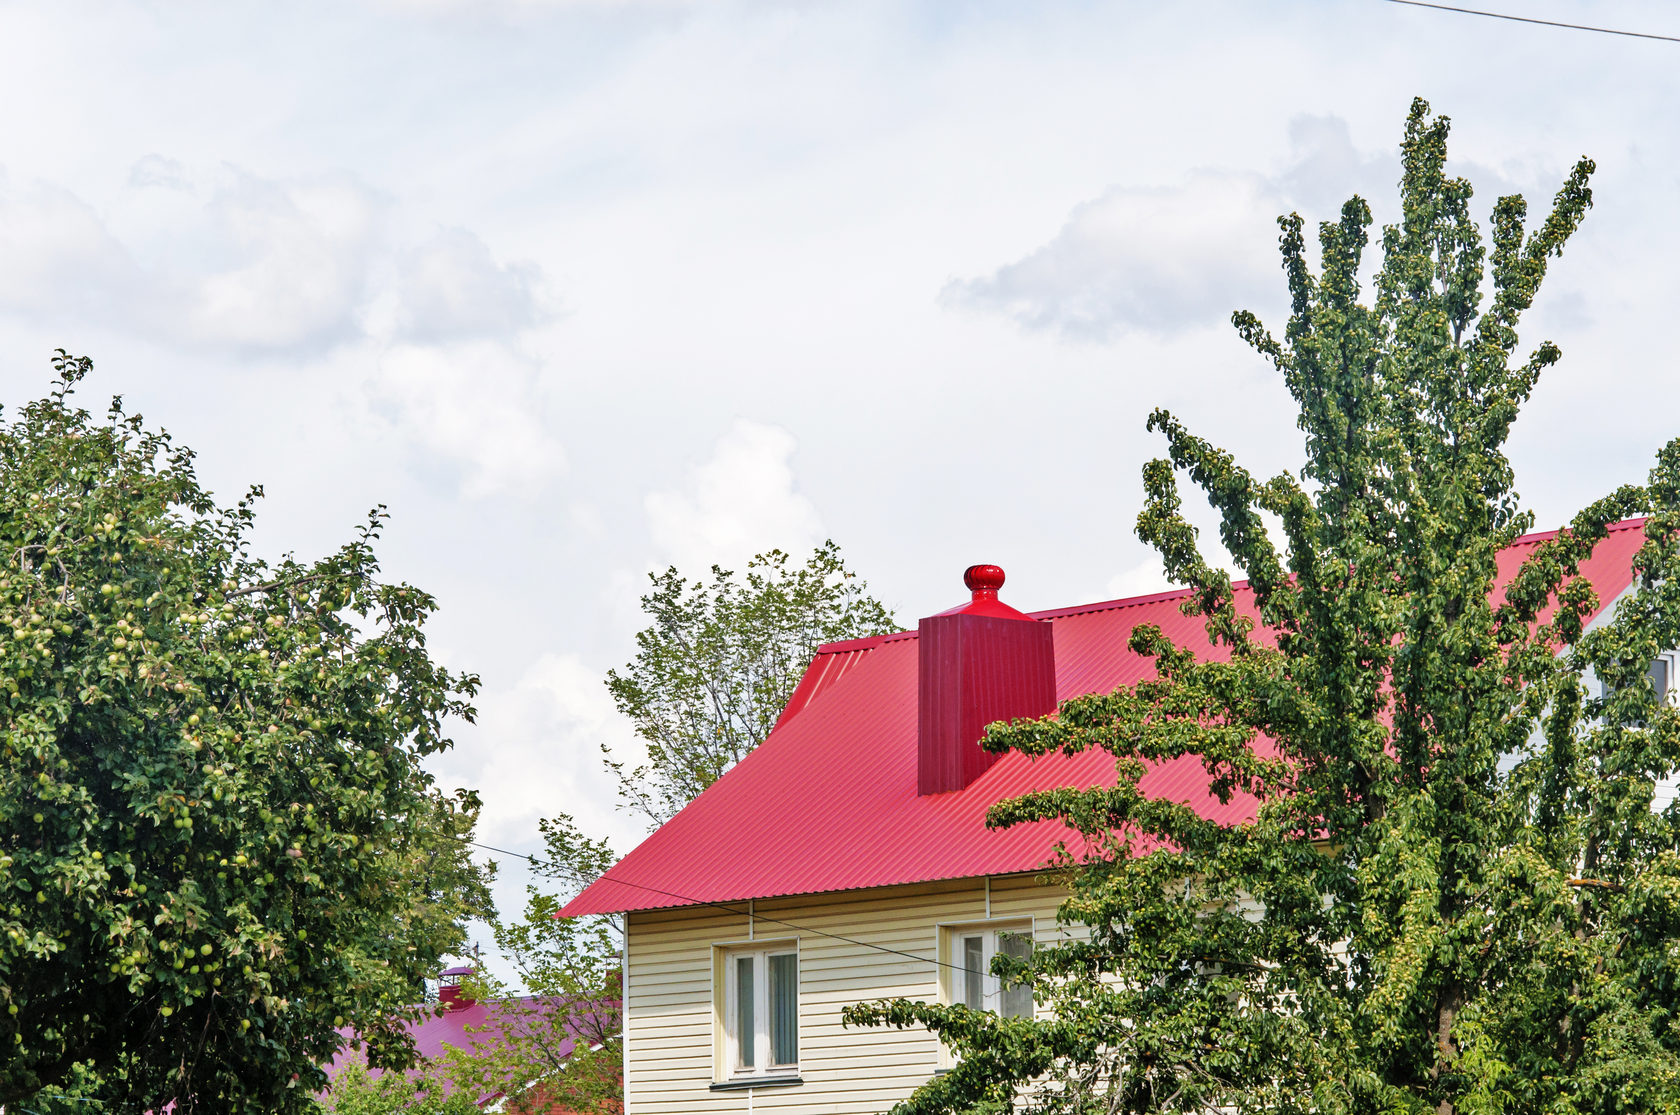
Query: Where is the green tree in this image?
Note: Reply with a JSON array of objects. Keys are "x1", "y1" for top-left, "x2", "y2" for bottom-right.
[
  {"x1": 316, "y1": 1061, "x2": 478, "y2": 1115},
  {"x1": 443, "y1": 814, "x2": 622, "y2": 1115},
  {"x1": 458, "y1": 545, "x2": 897, "y2": 1111},
  {"x1": 848, "y1": 98, "x2": 1680, "y2": 1114},
  {"x1": 604, "y1": 541, "x2": 898, "y2": 823},
  {"x1": 0, "y1": 355, "x2": 493, "y2": 1113}
]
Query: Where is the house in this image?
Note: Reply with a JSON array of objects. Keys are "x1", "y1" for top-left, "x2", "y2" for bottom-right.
[{"x1": 559, "y1": 523, "x2": 1656, "y2": 1114}]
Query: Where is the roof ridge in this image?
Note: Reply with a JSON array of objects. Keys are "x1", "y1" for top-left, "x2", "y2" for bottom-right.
[
  {"x1": 1026, "y1": 518, "x2": 1651, "y2": 624},
  {"x1": 1508, "y1": 515, "x2": 1648, "y2": 548},
  {"x1": 813, "y1": 520, "x2": 1653, "y2": 654},
  {"x1": 808, "y1": 518, "x2": 1651, "y2": 657},
  {"x1": 1029, "y1": 583, "x2": 1210, "y2": 622},
  {"x1": 811, "y1": 629, "x2": 917, "y2": 655}
]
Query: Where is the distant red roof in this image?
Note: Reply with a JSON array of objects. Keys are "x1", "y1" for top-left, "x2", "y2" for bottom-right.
[
  {"x1": 561, "y1": 521, "x2": 1649, "y2": 918},
  {"x1": 326, "y1": 994, "x2": 610, "y2": 1108}
]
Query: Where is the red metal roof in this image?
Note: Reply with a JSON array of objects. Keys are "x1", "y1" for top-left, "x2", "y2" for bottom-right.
[{"x1": 561, "y1": 520, "x2": 1650, "y2": 917}]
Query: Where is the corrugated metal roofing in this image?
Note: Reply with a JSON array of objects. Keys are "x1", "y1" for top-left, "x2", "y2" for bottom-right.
[
  {"x1": 769, "y1": 637, "x2": 883, "y2": 733},
  {"x1": 561, "y1": 520, "x2": 1651, "y2": 917}
]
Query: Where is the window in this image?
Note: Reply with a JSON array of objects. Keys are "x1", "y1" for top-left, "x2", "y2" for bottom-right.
[
  {"x1": 943, "y1": 921, "x2": 1034, "y2": 1020},
  {"x1": 1600, "y1": 652, "x2": 1678, "y2": 707},
  {"x1": 718, "y1": 943, "x2": 798, "y2": 1080}
]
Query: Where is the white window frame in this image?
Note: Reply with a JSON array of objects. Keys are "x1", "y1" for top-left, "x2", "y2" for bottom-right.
[
  {"x1": 1652, "y1": 651, "x2": 1678, "y2": 707},
  {"x1": 714, "y1": 939, "x2": 799, "y2": 1082},
  {"x1": 1597, "y1": 650, "x2": 1680, "y2": 705},
  {"x1": 940, "y1": 918, "x2": 1035, "y2": 1016}
]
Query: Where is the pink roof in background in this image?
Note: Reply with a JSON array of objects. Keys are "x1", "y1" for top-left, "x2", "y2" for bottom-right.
[
  {"x1": 326, "y1": 994, "x2": 594, "y2": 1107},
  {"x1": 561, "y1": 520, "x2": 1650, "y2": 918}
]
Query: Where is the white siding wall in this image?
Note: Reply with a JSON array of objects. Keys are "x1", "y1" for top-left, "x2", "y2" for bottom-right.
[{"x1": 624, "y1": 874, "x2": 1068, "y2": 1115}]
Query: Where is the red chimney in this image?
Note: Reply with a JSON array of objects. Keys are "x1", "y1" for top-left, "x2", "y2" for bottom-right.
[
  {"x1": 437, "y1": 965, "x2": 476, "y2": 1011},
  {"x1": 917, "y1": 565, "x2": 1056, "y2": 795}
]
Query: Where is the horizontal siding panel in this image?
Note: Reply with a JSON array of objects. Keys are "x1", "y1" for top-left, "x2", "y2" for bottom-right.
[
  {"x1": 628, "y1": 1033, "x2": 710, "y2": 1048},
  {"x1": 625, "y1": 876, "x2": 1076, "y2": 1114},
  {"x1": 628, "y1": 984, "x2": 710, "y2": 1005},
  {"x1": 626, "y1": 1032, "x2": 709, "y2": 1049}
]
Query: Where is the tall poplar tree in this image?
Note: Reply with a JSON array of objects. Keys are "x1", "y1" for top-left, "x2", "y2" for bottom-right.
[{"x1": 849, "y1": 99, "x2": 1680, "y2": 1114}]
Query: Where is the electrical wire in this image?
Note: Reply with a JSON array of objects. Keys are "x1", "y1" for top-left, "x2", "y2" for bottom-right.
[
  {"x1": 470, "y1": 777, "x2": 1678, "y2": 979},
  {"x1": 1382, "y1": 0, "x2": 1680, "y2": 43},
  {"x1": 467, "y1": 781, "x2": 1676, "y2": 995},
  {"x1": 465, "y1": 839, "x2": 1030, "y2": 995},
  {"x1": 591, "y1": 874, "x2": 1025, "y2": 986},
  {"x1": 469, "y1": 839, "x2": 542, "y2": 864}
]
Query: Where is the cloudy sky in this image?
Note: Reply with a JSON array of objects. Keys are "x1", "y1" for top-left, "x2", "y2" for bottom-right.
[{"x1": 2, "y1": 0, "x2": 1677, "y2": 967}]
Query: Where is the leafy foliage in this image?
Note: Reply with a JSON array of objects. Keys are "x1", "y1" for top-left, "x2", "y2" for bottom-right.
[
  {"x1": 0, "y1": 355, "x2": 492, "y2": 1113},
  {"x1": 465, "y1": 544, "x2": 894, "y2": 1110},
  {"x1": 445, "y1": 814, "x2": 622, "y2": 1115},
  {"x1": 316, "y1": 1060, "x2": 477, "y2": 1115},
  {"x1": 847, "y1": 99, "x2": 1680, "y2": 1114},
  {"x1": 604, "y1": 541, "x2": 898, "y2": 822}
]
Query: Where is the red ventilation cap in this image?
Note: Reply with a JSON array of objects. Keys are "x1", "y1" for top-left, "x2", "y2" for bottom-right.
[
  {"x1": 963, "y1": 564, "x2": 1005, "y2": 598},
  {"x1": 933, "y1": 564, "x2": 1032, "y2": 621}
]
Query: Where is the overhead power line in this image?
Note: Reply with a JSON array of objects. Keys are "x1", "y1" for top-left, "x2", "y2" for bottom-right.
[
  {"x1": 466, "y1": 786, "x2": 1676, "y2": 991},
  {"x1": 590, "y1": 873, "x2": 1021, "y2": 989},
  {"x1": 470, "y1": 838, "x2": 541, "y2": 864},
  {"x1": 466, "y1": 839, "x2": 1030, "y2": 997},
  {"x1": 1383, "y1": 0, "x2": 1680, "y2": 43}
]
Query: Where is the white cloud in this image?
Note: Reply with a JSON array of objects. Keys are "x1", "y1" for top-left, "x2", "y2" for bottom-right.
[
  {"x1": 944, "y1": 114, "x2": 1398, "y2": 342},
  {"x1": 0, "y1": 169, "x2": 145, "y2": 320},
  {"x1": 1275, "y1": 115, "x2": 1398, "y2": 220},
  {"x1": 944, "y1": 170, "x2": 1282, "y2": 341},
  {"x1": 389, "y1": 226, "x2": 552, "y2": 342},
  {"x1": 568, "y1": 501, "x2": 608, "y2": 538},
  {"x1": 644, "y1": 418, "x2": 824, "y2": 574},
  {"x1": 450, "y1": 651, "x2": 646, "y2": 851},
  {"x1": 374, "y1": 0, "x2": 692, "y2": 14},
  {"x1": 0, "y1": 161, "x2": 554, "y2": 359},
  {"x1": 369, "y1": 340, "x2": 566, "y2": 497},
  {"x1": 182, "y1": 170, "x2": 384, "y2": 353},
  {"x1": 128, "y1": 154, "x2": 188, "y2": 191},
  {"x1": 0, "y1": 159, "x2": 566, "y2": 498},
  {"x1": 427, "y1": 650, "x2": 651, "y2": 962}
]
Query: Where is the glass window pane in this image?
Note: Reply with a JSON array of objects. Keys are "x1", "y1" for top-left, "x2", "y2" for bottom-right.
[
  {"x1": 734, "y1": 955, "x2": 755, "y2": 1069},
  {"x1": 962, "y1": 936, "x2": 984, "y2": 1010},
  {"x1": 769, "y1": 952, "x2": 798, "y2": 1066},
  {"x1": 1652, "y1": 658, "x2": 1671, "y2": 703},
  {"x1": 999, "y1": 931, "x2": 1033, "y2": 1019}
]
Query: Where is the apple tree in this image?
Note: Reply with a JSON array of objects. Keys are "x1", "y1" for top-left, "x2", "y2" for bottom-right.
[{"x1": 0, "y1": 354, "x2": 493, "y2": 1113}]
